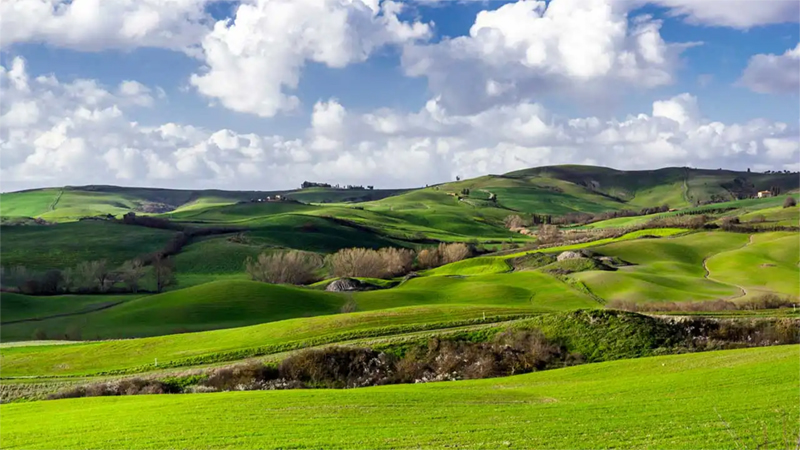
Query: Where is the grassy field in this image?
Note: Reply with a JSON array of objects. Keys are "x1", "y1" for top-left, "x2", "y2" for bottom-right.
[
  {"x1": 574, "y1": 232, "x2": 752, "y2": 303},
  {"x1": 0, "y1": 305, "x2": 540, "y2": 377},
  {"x1": 705, "y1": 232, "x2": 799, "y2": 299},
  {"x1": 0, "y1": 221, "x2": 176, "y2": 270},
  {"x1": 2, "y1": 345, "x2": 796, "y2": 449},
  {"x1": 0, "y1": 293, "x2": 142, "y2": 324}
]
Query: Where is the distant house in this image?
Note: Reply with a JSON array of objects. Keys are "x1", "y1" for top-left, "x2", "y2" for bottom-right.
[{"x1": 757, "y1": 191, "x2": 773, "y2": 198}]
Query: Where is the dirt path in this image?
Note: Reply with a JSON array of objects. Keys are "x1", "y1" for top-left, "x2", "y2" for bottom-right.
[{"x1": 701, "y1": 234, "x2": 754, "y2": 301}]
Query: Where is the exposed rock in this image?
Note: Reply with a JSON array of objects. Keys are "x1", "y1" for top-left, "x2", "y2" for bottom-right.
[
  {"x1": 326, "y1": 278, "x2": 374, "y2": 292},
  {"x1": 556, "y1": 251, "x2": 583, "y2": 262}
]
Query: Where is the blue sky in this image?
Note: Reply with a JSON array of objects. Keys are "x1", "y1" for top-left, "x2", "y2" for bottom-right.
[{"x1": 1, "y1": 0, "x2": 798, "y2": 191}]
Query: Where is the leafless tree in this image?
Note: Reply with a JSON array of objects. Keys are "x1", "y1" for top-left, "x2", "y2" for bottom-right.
[
  {"x1": 246, "y1": 250, "x2": 322, "y2": 285},
  {"x1": 504, "y1": 214, "x2": 525, "y2": 229},
  {"x1": 153, "y1": 254, "x2": 176, "y2": 293},
  {"x1": 119, "y1": 260, "x2": 146, "y2": 293},
  {"x1": 327, "y1": 248, "x2": 386, "y2": 278}
]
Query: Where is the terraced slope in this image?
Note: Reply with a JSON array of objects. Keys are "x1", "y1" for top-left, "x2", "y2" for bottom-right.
[{"x1": 2, "y1": 345, "x2": 796, "y2": 449}]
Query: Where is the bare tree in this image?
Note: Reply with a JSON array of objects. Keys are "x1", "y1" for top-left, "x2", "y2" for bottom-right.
[
  {"x1": 378, "y1": 247, "x2": 415, "y2": 277},
  {"x1": 327, "y1": 248, "x2": 386, "y2": 278},
  {"x1": 75, "y1": 260, "x2": 109, "y2": 292},
  {"x1": 504, "y1": 214, "x2": 525, "y2": 229},
  {"x1": 246, "y1": 250, "x2": 322, "y2": 285},
  {"x1": 439, "y1": 243, "x2": 471, "y2": 264},
  {"x1": 153, "y1": 254, "x2": 177, "y2": 293},
  {"x1": 119, "y1": 260, "x2": 146, "y2": 293},
  {"x1": 536, "y1": 224, "x2": 563, "y2": 244},
  {"x1": 416, "y1": 248, "x2": 441, "y2": 269}
]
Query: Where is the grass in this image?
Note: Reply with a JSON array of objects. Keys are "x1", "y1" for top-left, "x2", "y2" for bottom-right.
[
  {"x1": 0, "y1": 293, "x2": 141, "y2": 325},
  {"x1": 705, "y1": 232, "x2": 800, "y2": 299},
  {"x1": 2, "y1": 345, "x2": 797, "y2": 449},
  {"x1": 0, "y1": 305, "x2": 539, "y2": 377},
  {"x1": 573, "y1": 232, "x2": 750, "y2": 303},
  {"x1": 0, "y1": 222, "x2": 176, "y2": 270},
  {"x1": 0, "y1": 281, "x2": 346, "y2": 341}
]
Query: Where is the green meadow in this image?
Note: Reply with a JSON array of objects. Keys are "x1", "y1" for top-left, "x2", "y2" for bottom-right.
[
  {"x1": 1, "y1": 165, "x2": 798, "y2": 449},
  {"x1": 2, "y1": 345, "x2": 796, "y2": 449}
]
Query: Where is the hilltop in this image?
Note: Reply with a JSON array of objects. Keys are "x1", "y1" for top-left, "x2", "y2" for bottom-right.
[{"x1": 2, "y1": 165, "x2": 797, "y2": 222}]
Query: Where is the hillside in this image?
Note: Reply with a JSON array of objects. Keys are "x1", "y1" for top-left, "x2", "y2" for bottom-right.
[{"x1": 3, "y1": 166, "x2": 797, "y2": 222}]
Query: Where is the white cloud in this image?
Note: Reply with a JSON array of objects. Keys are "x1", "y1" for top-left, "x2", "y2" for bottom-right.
[
  {"x1": 631, "y1": 0, "x2": 800, "y2": 29},
  {"x1": 400, "y1": 0, "x2": 692, "y2": 114},
  {"x1": 190, "y1": 0, "x2": 431, "y2": 117},
  {"x1": 0, "y1": 0, "x2": 215, "y2": 52},
  {"x1": 2, "y1": 58, "x2": 798, "y2": 193},
  {"x1": 738, "y1": 43, "x2": 800, "y2": 94}
]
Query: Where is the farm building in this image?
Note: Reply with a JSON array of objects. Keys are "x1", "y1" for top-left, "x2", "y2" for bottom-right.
[{"x1": 757, "y1": 190, "x2": 773, "y2": 198}]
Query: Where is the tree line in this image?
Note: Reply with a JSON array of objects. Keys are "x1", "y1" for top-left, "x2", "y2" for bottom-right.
[
  {"x1": 1, "y1": 255, "x2": 176, "y2": 295},
  {"x1": 245, "y1": 243, "x2": 473, "y2": 285}
]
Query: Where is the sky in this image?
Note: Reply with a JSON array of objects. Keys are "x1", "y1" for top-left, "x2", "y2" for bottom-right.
[{"x1": 0, "y1": 0, "x2": 798, "y2": 192}]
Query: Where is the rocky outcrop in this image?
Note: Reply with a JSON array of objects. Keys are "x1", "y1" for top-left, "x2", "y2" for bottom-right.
[
  {"x1": 326, "y1": 278, "x2": 374, "y2": 292},
  {"x1": 556, "y1": 251, "x2": 583, "y2": 262}
]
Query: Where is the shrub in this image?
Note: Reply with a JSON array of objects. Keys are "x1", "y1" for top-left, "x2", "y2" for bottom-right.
[
  {"x1": 416, "y1": 248, "x2": 441, "y2": 269},
  {"x1": 439, "y1": 243, "x2": 471, "y2": 264},
  {"x1": 536, "y1": 224, "x2": 562, "y2": 244},
  {"x1": 378, "y1": 247, "x2": 415, "y2": 277},
  {"x1": 279, "y1": 347, "x2": 394, "y2": 388},
  {"x1": 340, "y1": 297, "x2": 358, "y2": 313},
  {"x1": 327, "y1": 248, "x2": 385, "y2": 278},
  {"x1": 504, "y1": 215, "x2": 525, "y2": 229},
  {"x1": 784, "y1": 197, "x2": 797, "y2": 208},
  {"x1": 246, "y1": 250, "x2": 322, "y2": 285}
]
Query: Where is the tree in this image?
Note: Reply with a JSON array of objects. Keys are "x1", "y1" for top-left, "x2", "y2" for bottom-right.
[
  {"x1": 119, "y1": 260, "x2": 146, "y2": 293},
  {"x1": 327, "y1": 248, "x2": 386, "y2": 278},
  {"x1": 439, "y1": 243, "x2": 471, "y2": 264},
  {"x1": 456, "y1": 175, "x2": 461, "y2": 181},
  {"x1": 504, "y1": 215, "x2": 525, "y2": 230},
  {"x1": 488, "y1": 193, "x2": 497, "y2": 203},
  {"x1": 784, "y1": 197, "x2": 797, "y2": 208},
  {"x1": 246, "y1": 251, "x2": 322, "y2": 285},
  {"x1": 537, "y1": 224, "x2": 562, "y2": 244},
  {"x1": 416, "y1": 248, "x2": 441, "y2": 269},
  {"x1": 153, "y1": 254, "x2": 176, "y2": 293},
  {"x1": 75, "y1": 260, "x2": 109, "y2": 292}
]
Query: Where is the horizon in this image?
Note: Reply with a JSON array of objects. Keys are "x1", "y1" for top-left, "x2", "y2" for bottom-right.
[
  {"x1": 4, "y1": 163, "x2": 797, "y2": 195},
  {"x1": 1, "y1": 0, "x2": 798, "y2": 192}
]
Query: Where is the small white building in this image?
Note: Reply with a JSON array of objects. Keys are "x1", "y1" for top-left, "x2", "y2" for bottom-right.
[{"x1": 757, "y1": 191, "x2": 773, "y2": 198}]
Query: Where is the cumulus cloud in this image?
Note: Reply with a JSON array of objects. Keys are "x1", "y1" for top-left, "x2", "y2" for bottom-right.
[
  {"x1": 400, "y1": 0, "x2": 694, "y2": 113},
  {"x1": 738, "y1": 43, "x2": 800, "y2": 94},
  {"x1": 0, "y1": 0, "x2": 215, "y2": 52},
  {"x1": 190, "y1": 0, "x2": 431, "y2": 117},
  {"x1": 2, "y1": 58, "x2": 797, "y2": 193}
]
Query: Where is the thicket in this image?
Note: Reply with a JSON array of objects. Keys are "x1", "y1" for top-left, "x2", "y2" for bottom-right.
[
  {"x1": 245, "y1": 251, "x2": 323, "y2": 285},
  {"x1": 608, "y1": 294, "x2": 798, "y2": 313}
]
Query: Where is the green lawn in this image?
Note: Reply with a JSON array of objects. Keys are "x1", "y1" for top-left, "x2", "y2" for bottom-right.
[
  {"x1": 2, "y1": 345, "x2": 796, "y2": 449},
  {"x1": 0, "y1": 293, "x2": 142, "y2": 325}
]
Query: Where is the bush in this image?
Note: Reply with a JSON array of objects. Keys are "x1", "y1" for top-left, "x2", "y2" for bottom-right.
[
  {"x1": 327, "y1": 247, "x2": 415, "y2": 278},
  {"x1": 246, "y1": 250, "x2": 322, "y2": 285},
  {"x1": 504, "y1": 215, "x2": 525, "y2": 229},
  {"x1": 416, "y1": 248, "x2": 441, "y2": 269},
  {"x1": 784, "y1": 197, "x2": 797, "y2": 208},
  {"x1": 439, "y1": 243, "x2": 471, "y2": 264},
  {"x1": 279, "y1": 347, "x2": 394, "y2": 388},
  {"x1": 536, "y1": 224, "x2": 562, "y2": 244}
]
